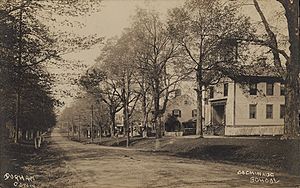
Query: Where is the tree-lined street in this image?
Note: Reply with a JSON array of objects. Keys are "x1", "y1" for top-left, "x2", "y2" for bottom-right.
[{"x1": 1, "y1": 0, "x2": 300, "y2": 187}]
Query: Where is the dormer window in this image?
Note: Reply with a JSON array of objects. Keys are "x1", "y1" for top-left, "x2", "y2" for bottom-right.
[{"x1": 174, "y1": 89, "x2": 181, "y2": 97}]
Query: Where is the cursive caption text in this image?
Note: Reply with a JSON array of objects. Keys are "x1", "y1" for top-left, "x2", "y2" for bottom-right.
[
  {"x1": 237, "y1": 170, "x2": 280, "y2": 185},
  {"x1": 3, "y1": 172, "x2": 36, "y2": 188}
]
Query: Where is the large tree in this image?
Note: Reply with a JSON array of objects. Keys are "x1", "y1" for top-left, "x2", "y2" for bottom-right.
[
  {"x1": 0, "y1": 0, "x2": 103, "y2": 143},
  {"x1": 251, "y1": 0, "x2": 299, "y2": 138},
  {"x1": 130, "y1": 9, "x2": 187, "y2": 138},
  {"x1": 135, "y1": 69, "x2": 153, "y2": 138},
  {"x1": 80, "y1": 34, "x2": 141, "y2": 145},
  {"x1": 97, "y1": 35, "x2": 140, "y2": 146},
  {"x1": 59, "y1": 94, "x2": 109, "y2": 141},
  {"x1": 0, "y1": 4, "x2": 56, "y2": 142},
  {"x1": 79, "y1": 67, "x2": 123, "y2": 138},
  {"x1": 168, "y1": 0, "x2": 254, "y2": 137}
]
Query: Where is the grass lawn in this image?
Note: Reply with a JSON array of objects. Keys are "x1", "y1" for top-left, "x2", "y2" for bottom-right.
[
  {"x1": 89, "y1": 135, "x2": 300, "y2": 175},
  {"x1": 0, "y1": 133, "x2": 71, "y2": 188}
]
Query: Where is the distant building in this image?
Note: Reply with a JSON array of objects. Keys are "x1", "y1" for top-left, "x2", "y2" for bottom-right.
[
  {"x1": 163, "y1": 81, "x2": 199, "y2": 135},
  {"x1": 115, "y1": 112, "x2": 142, "y2": 136},
  {"x1": 164, "y1": 93, "x2": 197, "y2": 123},
  {"x1": 115, "y1": 113, "x2": 124, "y2": 133}
]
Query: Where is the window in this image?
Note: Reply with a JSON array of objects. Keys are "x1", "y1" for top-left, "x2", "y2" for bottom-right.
[
  {"x1": 209, "y1": 86, "x2": 214, "y2": 99},
  {"x1": 249, "y1": 104, "x2": 257, "y2": 119},
  {"x1": 249, "y1": 84, "x2": 257, "y2": 95},
  {"x1": 192, "y1": 109, "x2": 197, "y2": 118},
  {"x1": 280, "y1": 105, "x2": 285, "y2": 119},
  {"x1": 266, "y1": 83, "x2": 274, "y2": 96},
  {"x1": 224, "y1": 83, "x2": 228, "y2": 97},
  {"x1": 174, "y1": 89, "x2": 181, "y2": 97},
  {"x1": 172, "y1": 109, "x2": 181, "y2": 117},
  {"x1": 280, "y1": 83, "x2": 285, "y2": 96},
  {"x1": 266, "y1": 104, "x2": 273, "y2": 119}
]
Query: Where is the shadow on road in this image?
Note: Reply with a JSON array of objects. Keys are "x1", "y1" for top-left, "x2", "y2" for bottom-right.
[{"x1": 0, "y1": 134, "x2": 71, "y2": 188}]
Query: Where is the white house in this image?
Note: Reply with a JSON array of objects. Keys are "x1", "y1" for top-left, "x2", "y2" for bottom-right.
[{"x1": 205, "y1": 75, "x2": 285, "y2": 136}]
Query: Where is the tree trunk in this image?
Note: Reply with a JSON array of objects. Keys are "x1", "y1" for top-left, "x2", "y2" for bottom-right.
[
  {"x1": 78, "y1": 123, "x2": 81, "y2": 141},
  {"x1": 30, "y1": 130, "x2": 34, "y2": 140},
  {"x1": 122, "y1": 76, "x2": 131, "y2": 147},
  {"x1": 153, "y1": 82, "x2": 161, "y2": 139},
  {"x1": 67, "y1": 122, "x2": 70, "y2": 139},
  {"x1": 196, "y1": 69, "x2": 204, "y2": 137},
  {"x1": 34, "y1": 137, "x2": 37, "y2": 149},
  {"x1": 25, "y1": 130, "x2": 29, "y2": 140},
  {"x1": 131, "y1": 123, "x2": 134, "y2": 137},
  {"x1": 34, "y1": 131, "x2": 38, "y2": 149},
  {"x1": 99, "y1": 122, "x2": 102, "y2": 143},
  {"x1": 37, "y1": 131, "x2": 41, "y2": 148},
  {"x1": 110, "y1": 113, "x2": 116, "y2": 138},
  {"x1": 15, "y1": 5, "x2": 23, "y2": 144},
  {"x1": 123, "y1": 102, "x2": 130, "y2": 147},
  {"x1": 284, "y1": 68, "x2": 299, "y2": 138},
  {"x1": 91, "y1": 104, "x2": 94, "y2": 142},
  {"x1": 253, "y1": 0, "x2": 285, "y2": 76},
  {"x1": 72, "y1": 123, "x2": 74, "y2": 137},
  {"x1": 281, "y1": 0, "x2": 300, "y2": 138},
  {"x1": 14, "y1": 92, "x2": 20, "y2": 143},
  {"x1": 142, "y1": 91, "x2": 148, "y2": 138},
  {"x1": 254, "y1": 0, "x2": 300, "y2": 138},
  {"x1": 142, "y1": 116, "x2": 149, "y2": 138}
]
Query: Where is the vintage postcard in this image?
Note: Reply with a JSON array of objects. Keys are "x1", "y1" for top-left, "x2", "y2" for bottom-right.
[{"x1": 1, "y1": 0, "x2": 299, "y2": 187}]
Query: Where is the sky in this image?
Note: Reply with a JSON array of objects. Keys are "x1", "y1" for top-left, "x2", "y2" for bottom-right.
[
  {"x1": 50, "y1": 0, "x2": 184, "y2": 110},
  {"x1": 63, "y1": 0, "x2": 184, "y2": 63},
  {"x1": 61, "y1": 0, "x2": 286, "y2": 64},
  {"x1": 49, "y1": 0, "x2": 287, "y2": 111}
]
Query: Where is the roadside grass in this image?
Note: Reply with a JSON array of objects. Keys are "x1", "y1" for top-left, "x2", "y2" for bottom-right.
[
  {"x1": 0, "y1": 134, "x2": 72, "y2": 188},
  {"x1": 76, "y1": 135, "x2": 300, "y2": 175},
  {"x1": 62, "y1": 126, "x2": 300, "y2": 176},
  {"x1": 0, "y1": 141, "x2": 35, "y2": 187},
  {"x1": 144, "y1": 137, "x2": 300, "y2": 175}
]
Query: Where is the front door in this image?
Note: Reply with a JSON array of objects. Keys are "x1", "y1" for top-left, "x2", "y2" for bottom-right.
[{"x1": 212, "y1": 104, "x2": 226, "y2": 126}]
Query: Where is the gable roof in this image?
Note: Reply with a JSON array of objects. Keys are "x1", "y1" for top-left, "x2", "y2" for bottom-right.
[
  {"x1": 226, "y1": 63, "x2": 284, "y2": 84},
  {"x1": 230, "y1": 75, "x2": 284, "y2": 84}
]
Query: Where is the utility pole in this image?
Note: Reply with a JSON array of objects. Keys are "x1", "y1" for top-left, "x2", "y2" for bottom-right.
[
  {"x1": 72, "y1": 117, "x2": 74, "y2": 137},
  {"x1": 78, "y1": 115, "x2": 81, "y2": 141},
  {"x1": 91, "y1": 104, "x2": 94, "y2": 142},
  {"x1": 67, "y1": 122, "x2": 70, "y2": 139}
]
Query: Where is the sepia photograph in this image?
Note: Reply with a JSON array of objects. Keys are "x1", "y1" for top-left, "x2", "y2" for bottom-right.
[{"x1": 0, "y1": 0, "x2": 300, "y2": 187}]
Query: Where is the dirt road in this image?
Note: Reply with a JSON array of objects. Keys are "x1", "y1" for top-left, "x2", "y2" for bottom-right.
[{"x1": 29, "y1": 128, "x2": 300, "y2": 188}]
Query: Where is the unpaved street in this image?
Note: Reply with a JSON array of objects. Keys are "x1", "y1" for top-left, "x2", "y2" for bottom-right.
[{"x1": 32, "y1": 128, "x2": 300, "y2": 188}]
